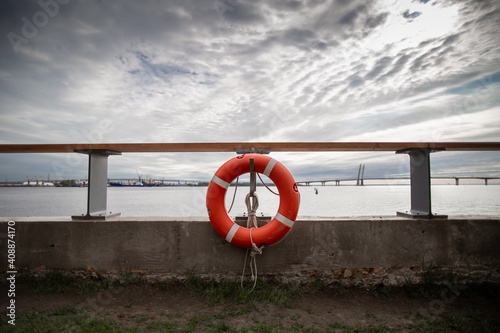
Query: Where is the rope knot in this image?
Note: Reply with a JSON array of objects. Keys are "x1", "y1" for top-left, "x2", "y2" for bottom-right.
[
  {"x1": 245, "y1": 192, "x2": 259, "y2": 229},
  {"x1": 250, "y1": 243, "x2": 264, "y2": 256}
]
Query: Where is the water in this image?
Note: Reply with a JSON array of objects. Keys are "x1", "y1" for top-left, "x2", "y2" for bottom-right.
[{"x1": 1, "y1": 185, "x2": 499, "y2": 218}]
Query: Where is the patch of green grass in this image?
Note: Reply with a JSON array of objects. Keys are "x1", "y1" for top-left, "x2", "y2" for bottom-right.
[
  {"x1": 50, "y1": 306, "x2": 79, "y2": 316},
  {"x1": 75, "y1": 277, "x2": 111, "y2": 294},
  {"x1": 159, "y1": 277, "x2": 182, "y2": 291},
  {"x1": 328, "y1": 322, "x2": 397, "y2": 333},
  {"x1": 145, "y1": 320, "x2": 176, "y2": 331},
  {"x1": 31, "y1": 271, "x2": 75, "y2": 294},
  {"x1": 205, "y1": 279, "x2": 240, "y2": 305},
  {"x1": 185, "y1": 270, "x2": 206, "y2": 295},
  {"x1": 182, "y1": 273, "x2": 303, "y2": 308},
  {"x1": 362, "y1": 325, "x2": 397, "y2": 333},
  {"x1": 230, "y1": 304, "x2": 256, "y2": 316},
  {"x1": 134, "y1": 314, "x2": 149, "y2": 324},
  {"x1": 249, "y1": 281, "x2": 297, "y2": 308},
  {"x1": 2, "y1": 306, "x2": 498, "y2": 333},
  {"x1": 305, "y1": 277, "x2": 328, "y2": 294},
  {"x1": 182, "y1": 313, "x2": 213, "y2": 332},
  {"x1": 330, "y1": 322, "x2": 355, "y2": 332},
  {"x1": 239, "y1": 321, "x2": 277, "y2": 333},
  {"x1": 0, "y1": 308, "x2": 139, "y2": 333},
  {"x1": 209, "y1": 321, "x2": 237, "y2": 333},
  {"x1": 96, "y1": 278, "x2": 112, "y2": 291},
  {"x1": 115, "y1": 272, "x2": 145, "y2": 287},
  {"x1": 77, "y1": 280, "x2": 95, "y2": 294}
]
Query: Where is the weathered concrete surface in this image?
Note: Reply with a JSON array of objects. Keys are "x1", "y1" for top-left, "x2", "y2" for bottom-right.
[{"x1": 1, "y1": 216, "x2": 499, "y2": 285}]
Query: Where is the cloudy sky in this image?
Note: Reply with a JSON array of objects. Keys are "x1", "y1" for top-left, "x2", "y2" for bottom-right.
[{"x1": 1, "y1": 0, "x2": 499, "y2": 182}]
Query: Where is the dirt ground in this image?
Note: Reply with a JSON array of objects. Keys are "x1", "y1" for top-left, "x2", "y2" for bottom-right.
[{"x1": 6, "y1": 277, "x2": 500, "y2": 332}]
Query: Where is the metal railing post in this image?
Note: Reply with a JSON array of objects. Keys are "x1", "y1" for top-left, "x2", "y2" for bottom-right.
[
  {"x1": 396, "y1": 148, "x2": 447, "y2": 219},
  {"x1": 72, "y1": 149, "x2": 121, "y2": 220}
]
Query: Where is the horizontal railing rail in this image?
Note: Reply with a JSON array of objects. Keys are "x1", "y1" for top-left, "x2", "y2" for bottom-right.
[
  {"x1": 1, "y1": 142, "x2": 500, "y2": 153},
  {"x1": 1, "y1": 142, "x2": 499, "y2": 219}
]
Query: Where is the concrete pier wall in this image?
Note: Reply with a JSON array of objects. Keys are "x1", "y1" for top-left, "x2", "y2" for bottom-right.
[{"x1": 1, "y1": 216, "x2": 499, "y2": 285}]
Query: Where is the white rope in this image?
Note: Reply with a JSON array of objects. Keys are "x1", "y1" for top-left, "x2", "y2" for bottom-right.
[
  {"x1": 227, "y1": 177, "x2": 239, "y2": 214},
  {"x1": 257, "y1": 173, "x2": 279, "y2": 196},
  {"x1": 245, "y1": 192, "x2": 259, "y2": 229},
  {"x1": 240, "y1": 192, "x2": 264, "y2": 293}
]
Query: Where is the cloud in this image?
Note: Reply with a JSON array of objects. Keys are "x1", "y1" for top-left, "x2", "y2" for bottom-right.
[
  {"x1": 403, "y1": 9, "x2": 422, "y2": 21},
  {"x1": 364, "y1": 11, "x2": 390, "y2": 29},
  {"x1": 365, "y1": 56, "x2": 393, "y2": 81},
  {"x1": 339, "y1": 5, "x2": 367, "y2": 26}
]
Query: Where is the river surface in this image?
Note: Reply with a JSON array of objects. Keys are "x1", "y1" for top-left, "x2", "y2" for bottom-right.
[{"x1": 1, "y1": 185, "x2": 499, "y2": 218}]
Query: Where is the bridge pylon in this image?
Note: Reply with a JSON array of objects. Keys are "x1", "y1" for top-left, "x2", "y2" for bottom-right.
[{"x1": 356, "y1": 164, "x2": 365, "y2": 186}]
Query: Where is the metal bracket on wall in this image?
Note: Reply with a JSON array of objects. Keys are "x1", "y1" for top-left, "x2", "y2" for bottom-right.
[
  {"x1": 235, "y1": 147, "x2": 271, "y2": 155},
  {"x1": 396, "y1": 148, "x2": 447, "y2": 219},
  {"x1": 72, "y1": 149, "x2": 122, "y2": 220},
  {"x1": 249, "y1": 158, "x2": 256, "y2": 196}
]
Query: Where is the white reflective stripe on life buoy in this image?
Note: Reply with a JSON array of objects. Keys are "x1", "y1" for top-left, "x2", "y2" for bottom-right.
[
  {"x1": 275, "y1": 212, "x2": 295, "y2": 228},
  {"x1": 263, "y1": 158, "x2": 277, "y2": 177},
  {"x1": 225, "y1": 223, "x2": 240, "y2": 243},
  {"x1": 212, "y1": 175, "x2": 230, "y2": 189}
]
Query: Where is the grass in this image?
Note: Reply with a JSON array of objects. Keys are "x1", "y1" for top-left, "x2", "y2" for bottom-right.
[
  {"x1": 31, "y1": 270, "x2": 76, "y2": 294},
  {"x1": 2, "y1": 303, "x2": 499, "y2": 333},
  {"x1": 1, "y1": 308, "x2": 136, "y2": 333},
  {"x1": 182, "y1": 271, "x2": 303, "y2": 307},
  {"x1": 3, "y1": 269, "x2": 499, "y2": 332},
  {"x1": 27, "y1": 268, "x2": 484, "y2": 304},
  {"x1": 18, "y1": 270, "x2": 135, "y2": 296},
  {"x1": 116, "y1": 272, "x2": 146, "y2": 286},
  {"x1": 7, "y1": 308, "x2": 497, "y2": 333},
  {"x1": 402, "y1": 268, "x2": 448, "y2": 299}
]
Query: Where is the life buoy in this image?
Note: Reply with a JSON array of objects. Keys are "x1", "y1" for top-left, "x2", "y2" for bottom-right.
[{"x1": 206, "y1": 154, "x2": 300, "y2": 249}]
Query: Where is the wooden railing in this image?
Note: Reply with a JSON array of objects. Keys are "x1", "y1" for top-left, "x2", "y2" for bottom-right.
[
  {"x1": 1, "y1": 142, "x2": 499, "y2": 219},
  {"x1": 1, "y1": 142, "x2": 500, "y2": 153}
]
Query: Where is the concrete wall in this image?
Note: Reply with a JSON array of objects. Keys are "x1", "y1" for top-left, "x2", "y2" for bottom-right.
[{"x1": 1, "y1": 216, "x2": 499, "y2": 285}]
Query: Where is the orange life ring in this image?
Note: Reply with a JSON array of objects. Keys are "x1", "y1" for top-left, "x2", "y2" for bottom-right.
[{"x1": 206, "y1": 154, "x2": 300, "y2": 249}]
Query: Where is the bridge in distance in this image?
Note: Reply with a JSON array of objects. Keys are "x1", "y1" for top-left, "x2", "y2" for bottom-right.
[
  {"x1": 2, "y1": 176, "x2": 498, "y2": 187},
  {"x1": 296, "y1": 176, "x2": 500, "y2": 186},
  {"x1": 110, "y1": 175, "x2": 500, "y2": 186}
]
